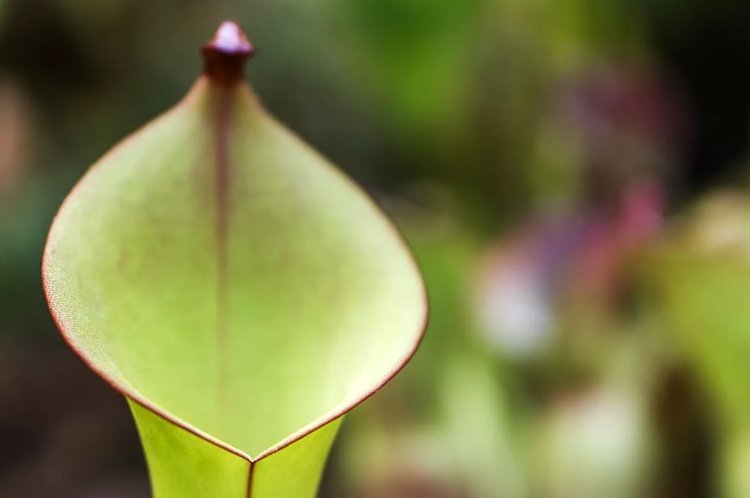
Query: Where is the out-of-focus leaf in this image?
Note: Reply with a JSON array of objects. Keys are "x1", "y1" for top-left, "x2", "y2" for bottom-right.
[
  {"x1": 534, "y1": 385, "x2": 654, "y2": 498},
  {"x1": 43, "y1": 22, "x2": 426, "y2": 498},
  {"x1": 646, "y1": 192, "x2": 750, "y2": 498},
  {"x1": 647, "y1": 192, "x2": 750, "y2": 424}
]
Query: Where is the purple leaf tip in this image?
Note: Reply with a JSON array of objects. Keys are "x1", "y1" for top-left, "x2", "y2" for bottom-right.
[
  {"x1": 202, "y1": 21, "x2": 255, "y2": 85},
  {"x1": 209, "y1": 21, "x2": 254, "y2": 55}
]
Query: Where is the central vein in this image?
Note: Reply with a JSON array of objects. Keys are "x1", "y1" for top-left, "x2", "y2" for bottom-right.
[{"x1": 214, "y1": 86, "x2": 233, "y2": 427}]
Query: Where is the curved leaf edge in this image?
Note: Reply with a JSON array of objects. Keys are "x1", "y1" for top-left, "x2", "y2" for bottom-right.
[{"x1": 41, "y1": 77, "x2": 429, "y2": 464}]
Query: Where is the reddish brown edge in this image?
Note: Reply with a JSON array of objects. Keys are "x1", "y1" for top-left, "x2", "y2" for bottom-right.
[{"x1": 40, "y1": 76, "x2": 430, "y2": 467}]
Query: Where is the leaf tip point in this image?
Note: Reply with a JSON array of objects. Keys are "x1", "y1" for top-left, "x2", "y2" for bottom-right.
[
  {"x1": 209, "y1": 21, "x2": 254, "y2": 56},
  {"x1": 202, "y1": 21, "x2": 255, "y2": 85}
]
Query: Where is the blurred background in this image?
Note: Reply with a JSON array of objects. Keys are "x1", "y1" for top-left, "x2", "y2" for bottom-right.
[{"x1": 0, "y1": 0, "x2": 748, "y2": 496}]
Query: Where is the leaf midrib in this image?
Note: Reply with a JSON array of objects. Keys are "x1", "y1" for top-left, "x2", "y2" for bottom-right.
[{"x1": 212, "y1": 84, "x2": 234, "y2": 434}]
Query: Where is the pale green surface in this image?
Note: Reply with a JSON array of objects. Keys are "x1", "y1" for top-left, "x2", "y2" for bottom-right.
[
  {"x1": 44, "y1": 76, "x2": 425, "y2": 497},
  {"x1": 253, "y1": 420, "x2": 342, "y2": 498},
  {"x1": 129, "y1": 400, "x2": 250, "y2": 498}
]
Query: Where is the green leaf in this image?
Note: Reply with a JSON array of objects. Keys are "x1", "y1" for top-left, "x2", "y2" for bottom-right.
[
  {"x1": 646, "y1": 192, "x2": 750, "y2": 498},
  {"x1": 42, "y1": 22, "x2": 426, "y2": 498},
  {"x1": 646, "y1": 192, "x2": 750, "y2": 425}
]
